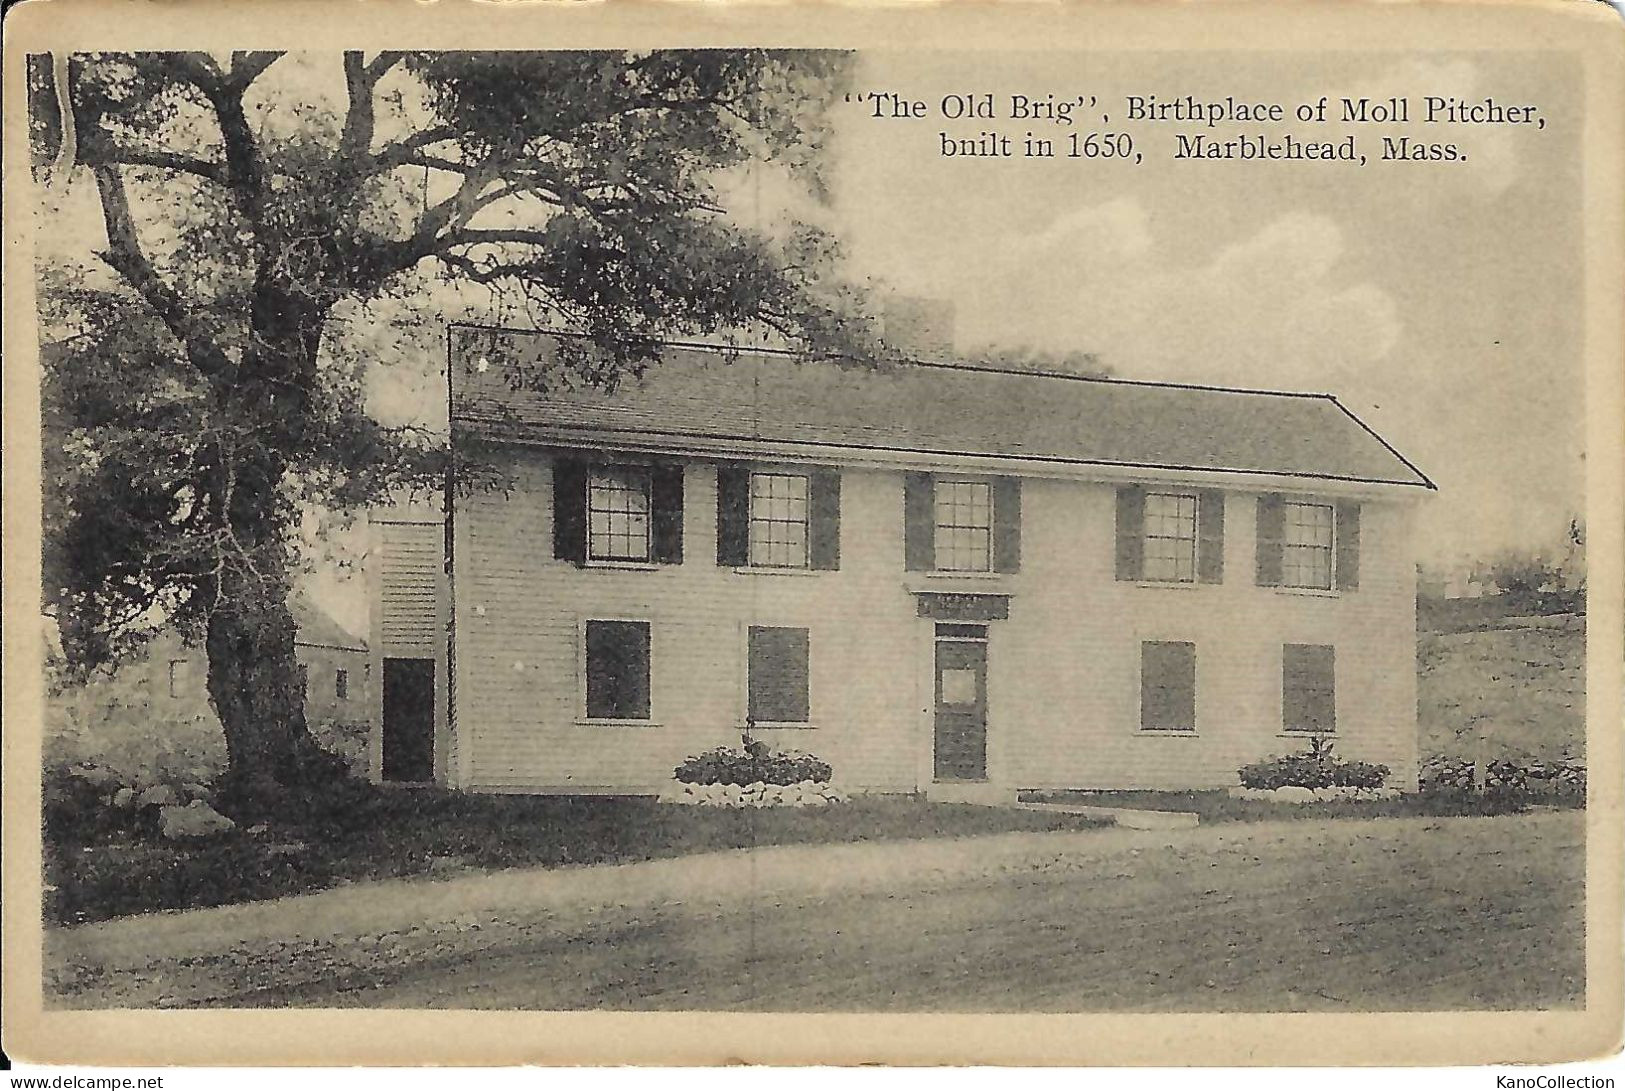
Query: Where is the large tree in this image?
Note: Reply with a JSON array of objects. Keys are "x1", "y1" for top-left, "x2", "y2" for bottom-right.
[{"x1": 31, "y1": 51, "x2": 871, "y2": 813}]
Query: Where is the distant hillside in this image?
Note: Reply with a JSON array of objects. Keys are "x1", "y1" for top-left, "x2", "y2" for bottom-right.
[
  {"x1": 1417, "y1": 591, "x2": 1582, "y2": 635},
  {"x1": 1417, "y1": 613, "x2": 1584, "y2": 763}
]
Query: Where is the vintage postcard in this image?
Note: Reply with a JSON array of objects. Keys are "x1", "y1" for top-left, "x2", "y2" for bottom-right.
[{"x1": 2, "y1": 0, "x2": 1621, "y2": 1069}]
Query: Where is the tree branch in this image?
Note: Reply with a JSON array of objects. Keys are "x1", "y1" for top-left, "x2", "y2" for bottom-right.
[
  {"x1": 163, "y1": 54, "x2": 266, "y2": 229},
  {"x1": 370, "y1": 126, "x2": 459, "y2": 171},
  {"x1": 227, "y1": 51, "x2": 284, "y2": 92},
  {"x1": 92, "y1": 164, "x2": 235, "y2": 382},
  {"x1": 355, "y1": 162, "x2": 504, "y2": 281},
  {"x1": 438, "y1": 227, "x2": 557, "y2": 250},
  {"x1": 365, "y1": 51, "x2": 406, "y2": 80},
  {"x1": 78, "y1": 130, "x2": 227, "y2": 184},
  {"x1": 339, "y1": 51, "x2": 378, "y2": 164}
]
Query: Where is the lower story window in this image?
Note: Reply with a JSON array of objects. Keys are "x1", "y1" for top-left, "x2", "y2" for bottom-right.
[
  {"x1": 1140, "y1": 641, "x2": 1196, "y2": 731},
  {"x1": 1283, "y1": 643, "x2": 1335, "y2": 732},
  {"x1": 747, "y1": 625, "x2": 810, "y2": 724},
  {"x1": 585, "y1": 620, "x2": 651, "y2": 720}
]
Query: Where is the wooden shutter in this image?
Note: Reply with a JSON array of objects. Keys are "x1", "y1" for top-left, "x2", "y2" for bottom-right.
[
  {"x1": 1282, "y1": 644, "x2": 1335, "y2": 733},
  {"x1": 747, "y1": 626, "x2": 810, "y2": 723},
  {"x1": 993, "y1": 476, "x2": 1022, "y2": 573},
  {"x1": 1197, "y1": 489, "x2": 1225, "y2": 584},
  {"x1": 1335, "y1": 502, "x2": 1361, "y2": 591},
  {"x1": 585, "y1": 620, "x2": 651, "y2": 720},
  {"x1": 715, "y1": 465, "x2": 750, "y2": 567},
  {"x1": 1140, "y1": 641, "x2": 1196, "y2": 731},
  {"x1": 552, "y1": 457, "x2": 587, "y2": 564},
  {"x1": 809, "y1": 470, "x2": 841, "y2": 571},
  {"x1": 649, "y1": 463, "x2": 685, "y2": 565},
  {"x1": 1255, "y1": 494, "x2": 1285, "y2": 587},
  {"x1": 1114, "y1": 485, "x2": 1145, "y2": 581},
  {"x1": 904, "y1": 472, "x2": 935, "y2": 571}
]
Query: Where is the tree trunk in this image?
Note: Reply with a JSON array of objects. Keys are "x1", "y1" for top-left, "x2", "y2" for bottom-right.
[
  {"x1": 205, "y1": 561, "x2": 348, "y2": 817},
  {"x1": 203, "y1": 292, "x2": 349, "y2": 818}
]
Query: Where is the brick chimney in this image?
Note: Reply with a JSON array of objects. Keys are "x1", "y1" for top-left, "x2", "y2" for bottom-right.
[{"x1": 881, "y1": 295, "x2": 956, "y2": 361}]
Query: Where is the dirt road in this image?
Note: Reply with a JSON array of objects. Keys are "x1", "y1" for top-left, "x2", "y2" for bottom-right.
[{"x1": 48, "y1": 811, "x2": 1584, "y2": 1011}]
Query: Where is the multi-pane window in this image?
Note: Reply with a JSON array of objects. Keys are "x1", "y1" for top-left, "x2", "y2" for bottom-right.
[
  {"x1": 1142, "y1": 492, "x2": 1198, "y2": 582},
  {"x1": 335, "y1": 669, "x2": 349, "y2": 701},
  {"x1": 585, "y1": 620, "x2": 652, "y2": 721},
  {"x1": 1282, "y1": 502, "x2": 1335, "y2": 589},
  {"x1": 1140, "y1": 641, "x2": 1197, "y2": 731},
  {"x1": 1283, "y1": 644, "x2": 1336, "y2": 732},
  {"x1": 747, "y1": 626, "x2": 810, "y2": 724},
  {"x1": 933, "y1": 480, "x2": 992, "y2": 572},
  {"x1": 587, "y1": 467, "x2": 651, "y2": 561},
  {"x1": 749, "y1": 472, "x2": 810, "y2": 568}
]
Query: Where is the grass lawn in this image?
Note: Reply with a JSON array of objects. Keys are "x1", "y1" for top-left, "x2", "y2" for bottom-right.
[
  {"x1": 46, "y1": 790, "x2": 1109, "y2": 925},
  {"x1": 1023, "y1": 787, "x2": 1585, "y2": 823}
]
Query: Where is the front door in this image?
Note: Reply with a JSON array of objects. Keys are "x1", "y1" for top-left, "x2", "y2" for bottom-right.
[
  {"x1": 382, "y1": 657, "x2": 435, "y2": 783},
  {"x1": 934, "y1": 636, "x2": 988, "y2": 781}
]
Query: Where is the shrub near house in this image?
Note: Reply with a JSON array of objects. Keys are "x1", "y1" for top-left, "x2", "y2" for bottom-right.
[
  {"x1": 1234, "y1": 736, "x2": 1394, "y2": 802},
  {"x1": 662, "y1": 740, "x2": 845, "y2": 808}
]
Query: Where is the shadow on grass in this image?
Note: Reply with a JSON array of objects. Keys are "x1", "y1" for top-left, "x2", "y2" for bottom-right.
[{"x1": 46, "y1": 791, "x2": 1110, "y2": 926}]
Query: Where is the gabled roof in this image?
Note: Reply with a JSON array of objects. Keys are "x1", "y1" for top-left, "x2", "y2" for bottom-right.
[
  {"x1": 291, "y1": 597, "x2": 368, "y2": 652},
  {"x1": 450, "y1": 328, "x2": 1433, "y2": 489}
]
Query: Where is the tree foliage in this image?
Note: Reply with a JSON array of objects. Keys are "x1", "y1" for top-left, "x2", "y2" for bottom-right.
[
  {"x1": 962, "y1": 345, "x2": 1110, "y2": 379},
  {"x1": 32, "y1": 50, "x2": 872, "y2": 804}
]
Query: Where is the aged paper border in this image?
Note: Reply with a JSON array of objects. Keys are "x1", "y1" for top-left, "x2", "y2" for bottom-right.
[{"x1": 3, "y1": 0, "x2": 1621, "y2": 1067}]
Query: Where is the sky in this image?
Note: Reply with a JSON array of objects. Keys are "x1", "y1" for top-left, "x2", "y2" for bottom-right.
[
  {"x1": 35, "y1": 50, "x2": 1586, "y2": 633},
  {"x1": 811, "y1": 51, "x2": 1583, "y2": 572}
]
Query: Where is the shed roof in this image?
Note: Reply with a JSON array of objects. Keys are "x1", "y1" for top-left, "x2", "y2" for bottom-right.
[{"x1": 450, "y1": 329, "x2": 1432, "y2": 489}]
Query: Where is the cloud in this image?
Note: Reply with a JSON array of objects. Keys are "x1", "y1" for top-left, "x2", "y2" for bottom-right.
[
  {"x1": 962, "y1": 202, "x2": 1401, "y2": 394},
  {"x1": 1028, "y1": 197, "x2": 1153, "y2": 261}
]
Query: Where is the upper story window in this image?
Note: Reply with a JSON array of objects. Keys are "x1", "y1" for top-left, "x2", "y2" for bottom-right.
[
  {"x1": 554, "y1": 458, "x2": 682, "y2": 567},
  {"x1": 749, "y1": 472, "x2": 810, "y2": 568},
  {"x1": 1255, "y1": 495, "x2": 1360, "y2": 592},
  {"x1": 335, "y1": 669, "x2": 349, "y2": 701},
  {"x1": 587, "y1": 466, "x2": 652, "y2": 562},
  {"x1": 1115, "y1": 485, "x2": 1223, "y2": 584},
  {"x1": 905, "y1": 473, "x2": 1020, "y2": 574},
  {"x1": 1142, "y1": 492, "x2": 1199, "y2": 583},
  {"x1": 718, "y1": 466, "x2": 840, "y2": 571},
  {"x1": 933, "y1": 479, "x2": 993, "y2": 572},
  {"x1": 1281, "y1": 502, "x2": 1335, "y2": 590}
]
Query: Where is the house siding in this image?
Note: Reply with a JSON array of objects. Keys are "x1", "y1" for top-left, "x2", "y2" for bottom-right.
[
  {"x1": 996, "y1": 480, "x2": 1417, "y2": 790},
  {"x1": 451, "y1": 451, "x2": 923, "y2": 791},
  {"x1": 370, "y1": 516, "x2": 453, "y2": 784},
  {"x1": 428, "y1": 446, "x2": 1420, "y2": 794}
]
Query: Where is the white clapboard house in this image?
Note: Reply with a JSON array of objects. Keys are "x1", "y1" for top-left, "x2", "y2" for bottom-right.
[{"x1": 367, "y1": 327, "x2": 1433, "y2": 799}]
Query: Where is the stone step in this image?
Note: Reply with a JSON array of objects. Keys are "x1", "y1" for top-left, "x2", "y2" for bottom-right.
[{"x1": 1012, "y1": 801, "x2": 1200, "y2": 830}]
